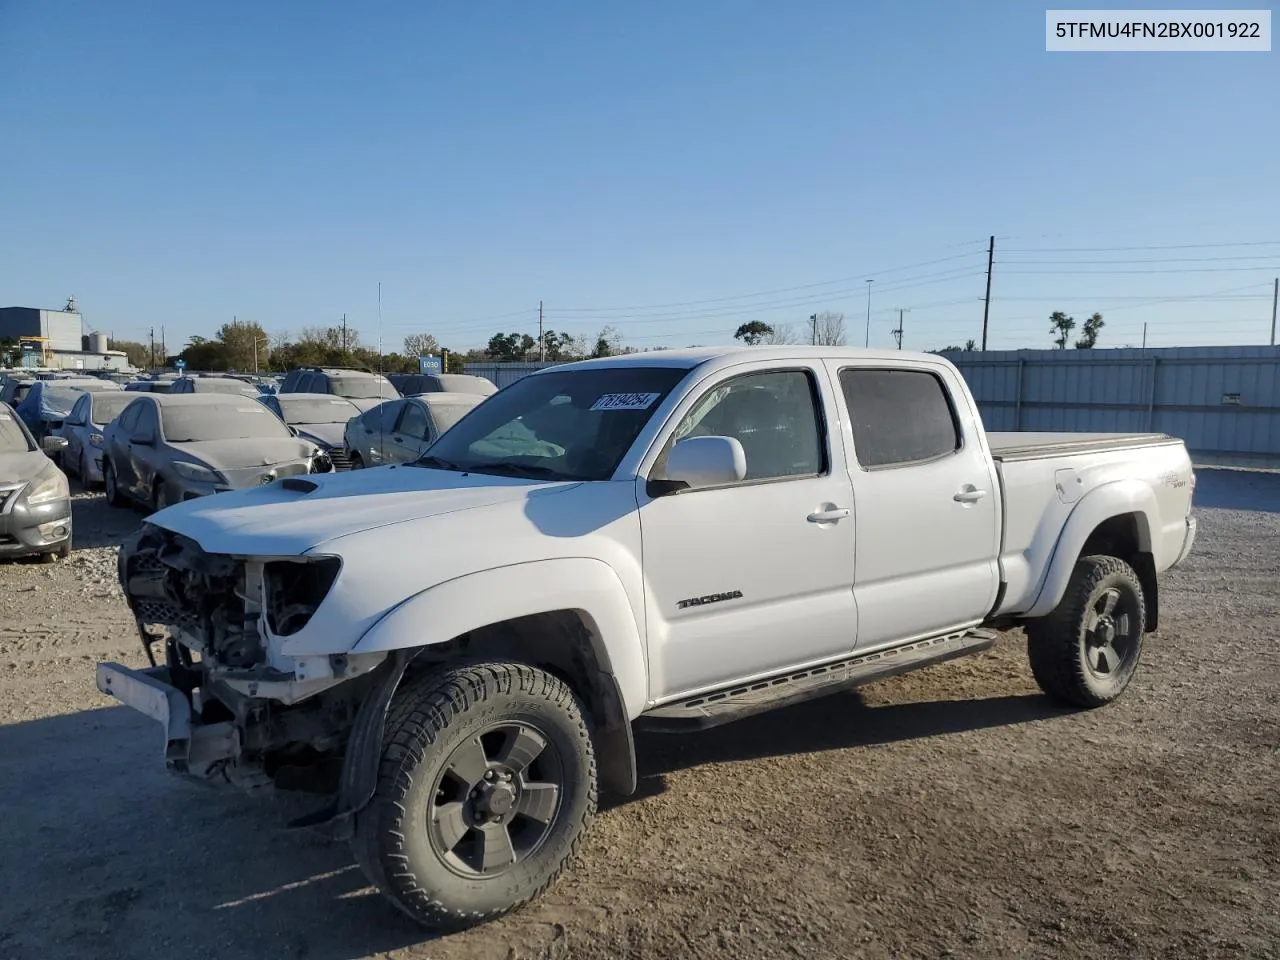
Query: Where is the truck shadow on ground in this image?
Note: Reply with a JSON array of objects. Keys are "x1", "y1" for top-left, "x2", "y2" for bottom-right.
[
  {"x1": 616, "y1": 689, "x2": 1072, "y2": 807},
  {"x1": 0, "y1": 690, "x2": 1068, "y2": 960}
]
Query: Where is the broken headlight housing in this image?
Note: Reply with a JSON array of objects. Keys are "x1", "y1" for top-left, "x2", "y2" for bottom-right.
[{"x1": 263, "y1": 556, "x2": 342, "y2": 636}]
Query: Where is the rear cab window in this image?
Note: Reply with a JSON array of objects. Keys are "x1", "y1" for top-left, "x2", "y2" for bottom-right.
[{"x1": 837, "y1": 367, "x2": 960, "y2": 469}]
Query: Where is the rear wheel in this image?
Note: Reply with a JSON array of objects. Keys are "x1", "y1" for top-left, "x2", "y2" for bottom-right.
[
  {"x1": 104, "y1": 460, "x2": 126, "y2": 507},
  {"x1": 352, "y1": 662, "x2": 597, "y2": 930},
  {"x1": 1026, "y1": 555, "x2": 1145, "y2": 708}
]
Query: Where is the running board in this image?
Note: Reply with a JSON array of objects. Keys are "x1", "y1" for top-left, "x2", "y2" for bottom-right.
[{"x1": 637, "y1": 628, "x2": 998, "y2": 732}]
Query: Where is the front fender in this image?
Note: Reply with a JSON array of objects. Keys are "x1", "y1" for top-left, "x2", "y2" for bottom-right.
[
  {"x1": 1024, "y1": 479, "x2": 1156, "y2": 619},
  {"x1": 350, "y1": 557, "x2": 649, "y2": 719}
]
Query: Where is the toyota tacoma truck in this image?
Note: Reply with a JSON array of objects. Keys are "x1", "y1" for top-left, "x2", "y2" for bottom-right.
[{"x1": 97, "y1": 346, "x2": 1197, "y2": 929}]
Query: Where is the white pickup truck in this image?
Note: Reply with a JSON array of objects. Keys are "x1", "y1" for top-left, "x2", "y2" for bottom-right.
[{"x1": 98, "y1": 346, "x2": 1197, "y2": 929}]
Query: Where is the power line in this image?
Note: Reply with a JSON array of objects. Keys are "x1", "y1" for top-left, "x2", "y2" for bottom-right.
[
  {"x1": 1001, "y1": 240, "x2": 1280, "y2": 253},
  {"x1": 550, "y1": 248, "x2": 986, "y2": 314},
  {"x1": 997, "y1": 254, "x2": 1280, "y2": 265}
]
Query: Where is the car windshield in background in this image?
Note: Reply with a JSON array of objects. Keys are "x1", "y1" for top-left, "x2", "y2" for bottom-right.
[
  {"x1": 279, "y1": 397, "x2": 359, "y2": 424},
  {"x1": 162, "y1": 404, "x2": 293, "y2": 442},
  {"x1": 330, "y1": 377, "x2": 394, "y2": 399},
  {"x1": 91, "y1": 394, "x2": 135, "y2": 425},
  {"x1": 42, "y1": 386, "x2": 96, "y2": 415},
  {"x1": 419, "y1": 367, "x2": 688, "y2": 481},
  {"x1": 427, "y1": 402, "x2": 478, "y2": 434},
  {"x1": 0, "y1": 412, "x2": 32, "y2": 453}
]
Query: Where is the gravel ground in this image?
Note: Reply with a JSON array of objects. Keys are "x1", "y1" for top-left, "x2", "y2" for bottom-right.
[{"x1": 0, "y1": 470, "x2": 1277, "y2": 960}]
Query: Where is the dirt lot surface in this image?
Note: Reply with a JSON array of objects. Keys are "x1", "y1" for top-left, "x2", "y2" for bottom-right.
[{"x1": 1, "y1": 470, "x2": 1277, "y2": 960}]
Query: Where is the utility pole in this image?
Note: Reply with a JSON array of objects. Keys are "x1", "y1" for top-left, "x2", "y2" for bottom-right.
[
  {"x1": 1270, "y1": 277, "x2": 1278, "y2": 346},
  {"x1": 809, "y1": 313, "x2": 818, "y2": 345},
  {"x1": 342, "y1": 314, "x2": 348, "y2": 357},
  {"x1": 864, "y1": 280, "x2": 874, "y2": 348},
  {"x1": 892, "y1": 308, "x2": 906, "y2": 349},
  {"x1": 538, "y1": 300, "x2": 545, "y2": 362},
  {"x1": 1142, "y1": 322, "x2": 1148, "y2": 351},
  {"x1": 981, "y1": 235, "x2": 995, "y2": 351},
  {"x1": 149, "y1": 327, "x2": 155, "y2": 372},
  {"x1": 161, "y1": 326, "x2": 166, "y2": 366}
]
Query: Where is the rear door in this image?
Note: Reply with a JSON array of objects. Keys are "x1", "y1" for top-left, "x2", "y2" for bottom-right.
[
  {"x1": 126, "y1": 401, "x2": 162, "y2": 501},
  {"x1": 825, "y1": 361, "x2": 1000, "y2": 648},
  {"x1": 387, "y1": 400, "x2": 432, "y2": 462},
  {"x1": 364, "y1": 400, "x2": 405, "y2": 466}
]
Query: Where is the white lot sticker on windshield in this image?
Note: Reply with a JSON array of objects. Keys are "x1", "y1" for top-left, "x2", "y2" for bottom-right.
[
  {"x1": 236, "y1": 406, "x2": 266, "y2": 414},
  {"x1": 590, "y1": 392, "x2": 662, "y2": 412}
]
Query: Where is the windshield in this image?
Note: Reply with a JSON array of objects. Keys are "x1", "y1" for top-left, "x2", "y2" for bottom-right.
[
  {"x1": 426, "y1": 401, "x2": 479, "y2": 434},
  {"x1": 162, "y1": 403, "x2": 293, "y2": 442},
  {"x1": 0, "y1": 411, "x2": 32, "y2": 454},
  {"x1": 420, "y1": 367, "x2": 688, "y2": 481},
  {"x1": 278, "y1": 396, "x2": 359, "y2": 424},
  {"x1": 330, "y1": 376, "x2": 395, "y2": 400},
  {"x1": 90, "y1": 393, "x2": 135, "y2": 425},
  {"x1": 40, "y1": 386, "x2": 97, "y2": 416}
]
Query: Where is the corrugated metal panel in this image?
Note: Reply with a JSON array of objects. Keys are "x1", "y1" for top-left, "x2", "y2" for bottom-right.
[
  {"x1": 943, "y1": 345, "x2": 1280, "y2": 467},
  {"x1": 40, "y1": 311, "x2": 83, "y2": 351},
  {"x1": 464, "y1": 361, "x2": 566, "y2": 389}
]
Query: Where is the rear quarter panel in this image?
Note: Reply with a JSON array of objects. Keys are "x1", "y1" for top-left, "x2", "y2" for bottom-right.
[{"x1": 996, "y1": 440, "x2": 1193, "y2": 615}]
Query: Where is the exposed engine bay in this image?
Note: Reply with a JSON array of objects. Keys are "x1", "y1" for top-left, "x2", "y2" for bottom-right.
[{"x1": 113, "y1": 524, "x2": 386, "y2": 799}]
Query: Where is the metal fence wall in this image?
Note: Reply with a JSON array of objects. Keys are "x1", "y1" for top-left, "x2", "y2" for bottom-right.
[
  {"x1": 942, "y1": 345, "x2": 1280, "y2": 468},
  {"x1": 463, "y1": 361, "x2": 565, "y2": 389}
]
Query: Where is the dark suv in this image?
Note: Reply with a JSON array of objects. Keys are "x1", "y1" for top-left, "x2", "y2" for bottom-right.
[{"x1": 280, "y1": 367, "x2": 399, "y2": 402}]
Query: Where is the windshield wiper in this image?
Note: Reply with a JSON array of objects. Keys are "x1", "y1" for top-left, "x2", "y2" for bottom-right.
[
  {"x1": 463, "y1": 460, "x2": 575, "y2": 480},
  {"x1": 409, "y1": 455, "x2": 463, "y2": 471}
]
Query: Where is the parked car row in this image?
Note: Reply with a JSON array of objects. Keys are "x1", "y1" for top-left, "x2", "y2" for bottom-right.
[{"x1": 0, "y1": 365, "x2": 499, "y2": 562}]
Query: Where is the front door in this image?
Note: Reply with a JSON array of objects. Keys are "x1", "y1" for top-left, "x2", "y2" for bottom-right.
[
  {"x1": 638, "y1": 366, "x2": 858, "y2": 702},
  {"x1": 826, "y1": 362, "x2": 1000, "y2": 648}
]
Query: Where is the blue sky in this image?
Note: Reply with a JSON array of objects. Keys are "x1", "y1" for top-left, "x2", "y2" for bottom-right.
[{"x1": 2, "y1": 1, "x2": 1277, "y2": 355}]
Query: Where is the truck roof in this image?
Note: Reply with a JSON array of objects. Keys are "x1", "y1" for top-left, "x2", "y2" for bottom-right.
[{"x1": 543, "y1": 345, "x2": 946, "y2": 373}]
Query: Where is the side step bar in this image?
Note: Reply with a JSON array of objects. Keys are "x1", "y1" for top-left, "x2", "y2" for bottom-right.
[{"x1": 637, "y1": 628, "x2": 998, "y2": 732}]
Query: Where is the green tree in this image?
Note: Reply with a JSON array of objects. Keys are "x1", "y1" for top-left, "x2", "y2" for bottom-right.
[
  {"x1": 180, "y1": 335, "x2": 230, "y2": 371},
  {"x1": 1049, "y1": 311, "x2": 1076, "y2": 350},
  {"x1": 1075, "y1": 312, "x2": 1105, "y2": 349},
  {"x1": 733, "y1": 321, "x2": 775, "y2": 345},
  {"x1": 216, "y1": 320, "x2": 269, "y2": 371},
  {"x1": 486, "y1": 332, "x2": 536, "y2": 361},
  {"x1": 107, "y1": 338, "x2": 149, "y2": 368}
]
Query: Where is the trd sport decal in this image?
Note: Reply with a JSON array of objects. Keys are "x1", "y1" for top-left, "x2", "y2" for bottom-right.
[{"x1": 676, "y1": 590, "x2": 744, "y2": 610}]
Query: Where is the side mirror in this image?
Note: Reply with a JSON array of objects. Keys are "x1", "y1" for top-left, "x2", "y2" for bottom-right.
[
  {"x1": 658, "y1": 436, "x2": 747, "y2": 492},
  {"x1": 41, "y1": 435, "x2": 69, "y2": 455}
]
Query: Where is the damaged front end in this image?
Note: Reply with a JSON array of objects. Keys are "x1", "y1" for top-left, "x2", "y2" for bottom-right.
[{"x1": 98, "y1": 523, "x2": 387, "y2": 811}]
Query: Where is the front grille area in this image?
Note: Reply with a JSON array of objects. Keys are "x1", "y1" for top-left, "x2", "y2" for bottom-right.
[
  {"x1": 221, "y1": 462, "x2": 310, "y2": 488},
  {"x1": 327, "y1": 448, "x2": 351, "y2": 470}
]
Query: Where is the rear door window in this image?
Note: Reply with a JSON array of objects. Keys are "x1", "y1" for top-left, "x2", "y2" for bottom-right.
[{"x1": 838, "y1": 368, "x2": 960, "y2": 468}]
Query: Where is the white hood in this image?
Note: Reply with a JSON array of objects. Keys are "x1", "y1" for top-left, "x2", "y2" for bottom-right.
[{"x1": 150, "y1": 464, "x2": 576, "y2": 555}]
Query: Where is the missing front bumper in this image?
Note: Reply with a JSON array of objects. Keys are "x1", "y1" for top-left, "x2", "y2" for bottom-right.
[{"x1": 96, "y1": 662, "x2": 238, "y2": 776}]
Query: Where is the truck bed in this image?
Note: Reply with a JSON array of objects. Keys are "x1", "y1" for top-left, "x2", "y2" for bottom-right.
[{"x1": 987, "y1": 432, "x2": 1178, "y2": 462}]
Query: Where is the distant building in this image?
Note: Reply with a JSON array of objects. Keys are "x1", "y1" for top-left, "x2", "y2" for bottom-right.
[{"x1": 0, "y1": 305, "x2": 133, "y2": 372}]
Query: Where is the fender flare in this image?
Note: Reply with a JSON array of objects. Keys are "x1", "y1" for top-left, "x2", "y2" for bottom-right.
[
  {"x1": 350, "y1": 557, "x2": 648, "y2": 718},
  {"x1": 1023, "y1": 480, "x2": 1155, "y2": 619},
  {"x1": 307, "y1": 558, "x2": 647, "y2": 818}
]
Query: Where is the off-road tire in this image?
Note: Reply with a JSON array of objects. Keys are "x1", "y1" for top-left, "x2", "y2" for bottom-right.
[
  {"x1": 351, "y1": 661, "x2": 597, "y2": 930},
  {"x1": 1026, "y1": 555, "x2": 1146, "y2": 708},
  {"x1": 103, "y1": 460, "x2": 126, "y2": 507}
]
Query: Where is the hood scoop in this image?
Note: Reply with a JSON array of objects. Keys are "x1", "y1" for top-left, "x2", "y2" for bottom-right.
[{"x1": 280, "y1": 477, "x2": 319, "y2": 494}]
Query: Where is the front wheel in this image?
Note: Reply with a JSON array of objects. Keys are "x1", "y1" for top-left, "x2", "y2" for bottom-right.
[
  {"x1": 1026, "y1": 555, "x2": 1146, "y2": 708},
  {"x1": 352, "y1": 662, "x2": 597, "y2": 930},
  {"x1": 349, "y1": 453, "x2": 364, "y2": 469}
]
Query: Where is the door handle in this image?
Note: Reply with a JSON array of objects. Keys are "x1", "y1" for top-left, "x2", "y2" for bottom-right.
[
  {"x1": 953, "y1": 486, "x2": 987, "y2": 503},
  {"x1": 807, "y1": 506, "x2": 850, "y2": 523}
]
